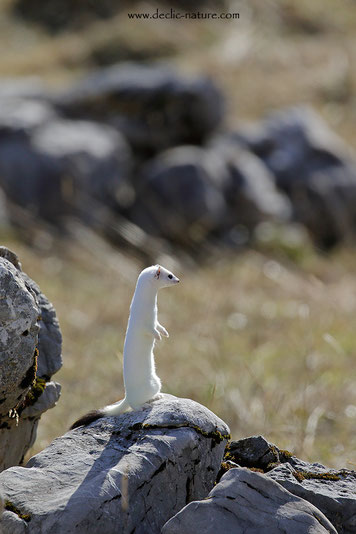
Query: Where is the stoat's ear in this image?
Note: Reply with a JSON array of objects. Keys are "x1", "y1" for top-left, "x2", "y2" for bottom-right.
[{"x1": 154, "y1": 265, "x2": 161, "y2": 279}]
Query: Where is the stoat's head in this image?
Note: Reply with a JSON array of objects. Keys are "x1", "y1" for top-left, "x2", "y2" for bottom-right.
[{"x1": 139, "y1": 265, "x2": 180, "y2": 289}]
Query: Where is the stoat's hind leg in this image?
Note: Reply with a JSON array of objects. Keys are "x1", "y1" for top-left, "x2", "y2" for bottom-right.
[{"x1": 103, "y1": 398, "x2": 131, "y2": 416}]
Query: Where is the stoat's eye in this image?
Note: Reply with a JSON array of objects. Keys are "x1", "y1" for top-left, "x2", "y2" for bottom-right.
[{"x1": 168, "y1": 274, "x2": 173, "y2": 279}]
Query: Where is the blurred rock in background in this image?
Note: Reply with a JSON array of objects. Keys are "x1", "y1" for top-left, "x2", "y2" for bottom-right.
[
  {"x1": 13, "y1": 0, "x2": 228, "y2": 32},
  {"x1": 1, "y1": 65, "x2": 356, "y2": 257},
  {"x1": 234, "y1": 107, "x2": 356, "y2": 248},
  {"x1": 54, "y1": 63, "x2": 225, "y2": 155}
]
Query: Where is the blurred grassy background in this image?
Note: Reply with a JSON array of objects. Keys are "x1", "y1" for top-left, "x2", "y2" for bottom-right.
[
  {"x1": 0, "y1": 0, "x2": 355, "y2": 469},
  {"x1": 0, "y1": 0, "x2": 355, "y2": 146},
  {"x1": 2, "y1": 225, "x2": 355, "y2": 469}
]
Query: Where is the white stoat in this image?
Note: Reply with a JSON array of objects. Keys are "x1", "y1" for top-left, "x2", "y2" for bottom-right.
[{"x1": 71, "y1": 264, "x2": 179, "y2": 429}]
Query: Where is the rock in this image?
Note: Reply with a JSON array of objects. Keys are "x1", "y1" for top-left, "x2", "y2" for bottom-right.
[
  {"x1": 14, "y1": 0, "x2": 228, "y2": 33},
  {"x1": 0, "y1": 247, "x2": 62, "y2": 471},
  {"x1": 0, "y1": 98, "x2": 54, "y2": 135},
  {"x1": 224, "y1": 435, "x2": 280, "y2": 470},
  {"x1": 236, "y1": 106, "x2": 356, "y2": 247},
  {"x1": 130, "y1": 146, "x2": 229, "y2": 246},
  {"x1": 131, "y1": 144, "x2": 291, "y2": 248},
  {"x1": 55, "y1": 63, "x2": 224, "y2": 153},
  {"x1": 0, "y1": 78, "x2": 48, "y2": 101},
  {"x1": 13, "y1": 0, "x2": 128, "y2": 32},
  {"x1": 223, "y1": 435, "x2": 356, "y2": 534},
  {"x1": 0, "y1": 116, "x2": 133, "y2": 222},
  {"x1": 20, "y1": 274, "x2": 62, "y2": 378},
  {"x1": 211, "y1": 136, "x2": 291, "y2": 227},
  {"x1": 0, "y1": 394, "x2": 230, "y2": 534},
  {"x1": 267, "y1": 458, "x2": 356, "y2": 534},
  {"x1": 0, "y1": 251, "x2": 39, "y2": 415},
  {"x1": 162, "y1": 467, "x2": 337, "y2": 534},
  {"x1": 227, "y1": 149, "x2": 291, "y2": 223}
]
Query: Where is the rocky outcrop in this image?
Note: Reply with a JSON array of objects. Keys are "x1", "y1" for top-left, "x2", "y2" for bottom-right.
[
  {"x1": 162, "y1": 467, "x2": 337, "y2": 534},
  {"x1": 55, "y1": 63, "x2": 224, "y2": 154},
  {"x1": 0, "y1": 247, "x2": 62, "y2": 472},
  {"x1": 224, "y1": 435, "x2": 356, "y2": 534},
  {"x1": 0, "y1": 394, "x2": 230, "y2": 534},
  {"x1": 13, "y1": 0, "x2": 228, "y2": 33},
  {"x1": 1, "y1": 71, "x2": 356, "y2": 253},
  {"x1": 0, "y1": 111, "x2": 132, "y2": 223},
  {"x1": 268, "y1": 457, "x2": 356, "y2": 534},
  {"x1": 130, "y1": 146, "x2": 230, "y2": 245},
  {"x1": 131, "y1": 145, "x2": 291, "y2": 248},
  {"x1": 235, "y1": 106, "x2": 356, "y2": 248}
]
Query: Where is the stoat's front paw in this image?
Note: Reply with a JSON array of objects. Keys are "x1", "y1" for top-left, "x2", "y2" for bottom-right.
[
  {"x1": 157, "y1": 323, "x2": 169, "y2": 338},
  {"x1": 153, "y1": 328, "x2": 162, "y2": 341},
  {"x1": 160, "y1": 327, "x2": 169, "y2": 338}
]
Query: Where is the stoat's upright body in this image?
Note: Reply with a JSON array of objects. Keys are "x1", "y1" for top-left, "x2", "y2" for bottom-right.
[{"x1": 71, "y1": 265, "x2": 179, "y2": 429}]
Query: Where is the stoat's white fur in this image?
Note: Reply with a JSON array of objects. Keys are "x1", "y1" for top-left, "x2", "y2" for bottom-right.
[{"x1": 102, "y1": 264, "x2": 179, "y2": 416}]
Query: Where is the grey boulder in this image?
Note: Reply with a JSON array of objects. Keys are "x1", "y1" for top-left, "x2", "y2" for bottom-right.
[
  {"x1": 0, "y1": 113, "x2": 132, "y2": 223},
  {"x1": 268, "y1": 458, "x2": 356, "y2": 534},
  {"x1": 131, "y1": 146, "x2": 230, "y2": 246},
  {"x1": 0, "y1": 247, "x2": 62, "y2": 471},
  {"x1": 56, "y1": 63, "x2": 224, "y2": 152},
  {"x1": 0, "y1": 250, "x2": 39, "y2": 415},
  {"x1": 0, "y1": 97, "x2": 54, "y2": 136},
  {"x1": 162, "y1": 467, "x2": 337, "y2": 534},
  {"x1": 0, "y1": 394, "x2": 230, "y2": 534},
  {"x1": 211, "y1": 135, "x2": 291, "y2": 228},
  {"x1": 236, "y1": 106, "x2": 356, "y2": 247},
  {"x1": 224, "y1": 435, "x2": 356, "y2": 534}
]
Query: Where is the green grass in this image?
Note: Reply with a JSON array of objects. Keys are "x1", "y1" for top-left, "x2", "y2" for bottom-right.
[{"x1": 1, "y1": 229, "x2": 355, "y2": 470}]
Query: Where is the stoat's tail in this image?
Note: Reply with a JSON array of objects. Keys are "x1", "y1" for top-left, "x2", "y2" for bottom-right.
[
  {"x1": 70, "y1": 409, "x2": 105, "y2": 429},
  {"x1": 70, "y1": 398, "x2": 131, "y2": 430}
]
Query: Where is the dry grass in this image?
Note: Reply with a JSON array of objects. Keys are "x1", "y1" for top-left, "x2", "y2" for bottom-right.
[
  {"x1": 1, "y1": 227, "x2": 355, "y2": 470},
  {"x1": 0, "y1": 0, "x2": 355, "y2": 469},
  {"x1": 0, "y1": 0, "x2": 355, "y2": 145}
]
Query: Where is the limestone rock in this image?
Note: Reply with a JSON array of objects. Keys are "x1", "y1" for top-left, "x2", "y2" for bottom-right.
[
  {"x1": 267, "y1": 458, "x2": 356, "y2": 534},
  {"x1": 14, "y1": 0, "x2": 228, "y2": 33},
  {"x1": 0, "y1": 98, "x2": 54, "y2": 135},
  {"x1": 224, "y1": 435, "x2": 356, "y2": 534},
  {"x1": 0, "y1": 394, "x2": 230, "y2": 534},
  {"x1": 20, "y1": 274, "x2": 62, "y2": 379},
  {"x1": 131, "y1": 146, "x2": 230, "y2": 245},
  {"x1": 0, "y1": 247, "x2": 62, "y2": 471},
  {"x1": 0, "y1": 78, "x2": 47, "y2": 101},
  {"x1": 0, "y1": 251, "x2": 39, "y2": 414},
  {"x1": 56, "y1": 63, "x2": 224, "y2": 153},
  {"x1": 236, "y1": 106, "x2": 356, "y2": 247},
  {"x1": 224, "y1": 435, "x2": 280, "y2": 470},
  {"x1": 212, "y1": 136, "x2": 291, "y2": 226},
  {"x1": 0, "y1": 115, "x2": 132, "y2": 223},
  {"x1": 162, "y1": 467, "x2": 337, "y2": 534}
]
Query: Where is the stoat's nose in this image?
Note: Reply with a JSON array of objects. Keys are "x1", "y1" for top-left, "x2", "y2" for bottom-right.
[{"x1": 176, "y1": 278, "x2": 180, "y2": 283}]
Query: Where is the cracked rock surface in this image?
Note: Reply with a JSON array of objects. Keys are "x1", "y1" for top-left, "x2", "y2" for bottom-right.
[
  {"x1": 267, "y1": 458, "x2": 356, "y2": 534},
  {"x1": 0, "y1": 394, "x2": 230, "y2": 534},
  {"x1": 0, "y1": 247, "x2": 62, "y2": 471},
  {"x1": 162, "y1": 467, "x2": 337, "y2": 534},
  {"x1": 224, "y1": 435, "x2": 356, "y2": 534}
]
